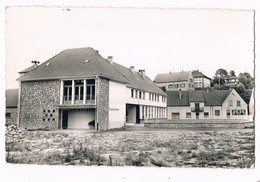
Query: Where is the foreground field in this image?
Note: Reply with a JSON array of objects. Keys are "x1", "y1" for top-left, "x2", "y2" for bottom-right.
[{"x1": 5, "y1": 125, "x2": 255, "y2": 168}]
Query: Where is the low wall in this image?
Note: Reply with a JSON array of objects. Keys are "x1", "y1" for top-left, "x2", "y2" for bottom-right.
[{"x1": 144, "y1": 120, "x2": 254, "y2": 129}]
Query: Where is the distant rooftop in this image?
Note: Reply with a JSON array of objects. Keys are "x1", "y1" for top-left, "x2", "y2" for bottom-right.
[
  {"x1": 154, "y1": 71, "x2": 191, "y2": 83},
  {"x1": 6, "y1": 89, "x2": 18, "y2": 108}
]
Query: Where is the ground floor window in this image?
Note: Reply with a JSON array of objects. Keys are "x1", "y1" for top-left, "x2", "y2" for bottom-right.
[
  {"x1": 186, "y1": 112, "x2": 191, "y2": 118},
  {"x1": 172, "y1": 113, "x2": 180, "y2": 120},
  {"x1": 204, "y1": 112, "x2": 209, "y2": 118},
  {"x1": 215, "y1": 110, "x2": 220, "y2": 116},
  {"x1": 6, "y1": 113, "x2": 11, "y2": 118}
]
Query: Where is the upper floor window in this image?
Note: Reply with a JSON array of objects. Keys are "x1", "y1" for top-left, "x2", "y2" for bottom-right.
[
  {"x1": 168, "y1": 84, "x2": 173, "y2": 89},
  {"x1": 180, "y1": 83, "x2": 185, "y2": 88},
  {"x1": 139, "y1": 91, "x2": 142, "y2": 99},
  {"x1": 131, "y1": 89, "x2": 134, "y2": 98},
  {"x1": 143, "y1": 92, "x2": 145, "y2": 99},
  {"x1": 135, "y1": 90, "x2": 138, "y2": 98},
  {"x1": 229, "y1": 100, "x2": 233, "y2": 106},
  {"x1": 237, "y1": 101, "x2": 241, "y2": 107},
  {"x1": 174, "y1": 84, "x2": 179, "y2": 88}
]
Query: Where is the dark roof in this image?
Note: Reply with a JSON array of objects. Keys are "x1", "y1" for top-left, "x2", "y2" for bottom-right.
[
  {"x1": 18, "y1": 64, "x2": 38, "y2": 74},
  {"x1": 18, "y1": 48, "x2": 128, "y2": 83},
  {"x1": 192, "y1": 70, "x2": 211, "y2": 80},
  {"x1": 6, "y1": 89, "x2": 18, "y2": 108},
  {"x1": 166, "y1": 91, "x2": 189, "y2": 106},
  {"x1": 167, "y1": 89, "x2": 232, "y2": 106},
  {"x1": 154, "y1": 71, "x2": 191, "y2": 83},
  {"x1": 18, "y1": 47, "x2": 166, "y2": 96}
]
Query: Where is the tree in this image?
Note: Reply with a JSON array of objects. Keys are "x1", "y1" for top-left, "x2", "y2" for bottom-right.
[
  {"x1": 235, "y1": 83, "x2": 245, "y2": 94},
  {"x1": 229, "y1": 70, "x2": 236, "y2": 77},
  {"x1": 215, "y1": 68, "x2": 228, "y2": 77},
  {"x1": 238, "y1": 72, "x2": 254, "y2": 89}
]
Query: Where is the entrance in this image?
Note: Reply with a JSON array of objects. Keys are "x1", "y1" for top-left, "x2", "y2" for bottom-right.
[
  {"x1": 196, "y1": 112, "x2": 199, "y2": 119},
  {"x1": 62, "y1": 110, "x2": 68, "y2": 129},
  {"x1": 61, "y1": 109, "x2": 95, "y2": 129},
  {"x1": 126, "y1": 104, "x2": 140, "y2": 124}
]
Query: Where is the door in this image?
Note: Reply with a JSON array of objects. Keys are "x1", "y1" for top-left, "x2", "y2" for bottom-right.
[
  {"x1": 196, "y1": 112, "x2": 199, "y2": 119},
  {"x1": 136, "y1": 105, "x2": 140, "y2": 124},
  {"x1": 227, "y1": 110, "x2": 231, "y2": 119},
  {"x1": 62, "y1": 110, "x2": 68, "y2": 129}
]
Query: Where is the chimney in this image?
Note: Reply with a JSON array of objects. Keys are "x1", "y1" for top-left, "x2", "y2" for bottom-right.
[
  {"x1": 130, "y1": 66, "x2": 135, "y2": 73},
  {"x1": 107, "y1": 56, "x2": 113, "y2": 65},
  {"x1": 179, "y1": 89, "x2": 182, "y2": 99},
  {"x1": 138, "y1": 69, "x2": 145, "y2": 79}
]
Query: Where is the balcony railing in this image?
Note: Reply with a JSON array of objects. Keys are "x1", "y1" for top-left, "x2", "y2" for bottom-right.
[
  {"x1": 191, "y1": 107, "x2": 204, "y2": 112},
  {"x1": 63, "y1": 95, "x2": 95, "y2": 105}
]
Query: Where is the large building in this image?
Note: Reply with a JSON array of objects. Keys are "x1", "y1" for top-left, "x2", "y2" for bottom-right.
[
  {"x1": 166, "y1": 89, "x2": 248, "y2": 120},
  {"x1": 154, "y1": 71, "x2": 194, "y2": 91},
  {"x1": 17, "y1": 47, "x2": 167, "y2": 131},
  {"x1": 192, "y1": 70, "x2": 211, "y2": 89},
  {"x1": 5, "y1": 89, "x2": 19, "y2": 125}
]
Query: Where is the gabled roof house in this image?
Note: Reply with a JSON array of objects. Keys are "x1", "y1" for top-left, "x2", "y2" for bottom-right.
[
  {"x1": 154, "y1": 71, "x2": 194, "y2": 91},
  {"x1": 166, "y1": 89, "x2": 248, "y2": 120},
  {"x1": 18, "y1": 47, "x2": 167, "y2": 131},
  {"x1": 192, "y1": 70, "x2": 211, "y2": 89}
]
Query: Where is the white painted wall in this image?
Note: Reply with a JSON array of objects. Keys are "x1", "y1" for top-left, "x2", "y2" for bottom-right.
[
  {"x1": 108, "y1": 81, "x2": 127, "y2": 128},
  {"x1": 125, "y1": 88, "x2": 167, "y2": 108},
  {"x1": 68, "y1": 110, "x2": 95, "y2": 129},
  {"x1": 222, "y1": 89, "x2": 248, "y2": 120}
]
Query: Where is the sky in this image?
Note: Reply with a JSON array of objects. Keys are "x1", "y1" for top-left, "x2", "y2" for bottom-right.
[{"x1": 5, "y1": 7, "x2": 255, "y2": 89}]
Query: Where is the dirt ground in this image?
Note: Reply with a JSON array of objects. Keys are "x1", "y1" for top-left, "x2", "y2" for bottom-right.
[{"x1": 5, "y1": 125, "x2": 255, "y2": 168}]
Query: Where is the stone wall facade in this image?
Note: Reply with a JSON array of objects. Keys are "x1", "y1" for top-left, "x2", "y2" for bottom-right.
[
  {"x1": 19, "y1": 80, "x2": 60, "y2": 130},
  {"x1": 96, "y1": 77, "x2": 109, "y2": 131}
]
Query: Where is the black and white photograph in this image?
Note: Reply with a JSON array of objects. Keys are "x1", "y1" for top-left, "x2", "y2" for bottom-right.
[{"x1": 1, "y1": 1, "x2": 259, "y2": 182}]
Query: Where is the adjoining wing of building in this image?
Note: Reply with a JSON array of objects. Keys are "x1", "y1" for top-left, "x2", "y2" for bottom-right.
[
  {"x1": 154, "y1": 71, "x2": 195, "y2": 91},
  {"x1": 17, "y1": 47, "x2": 167, "y2": 131},
  {"x1": 166, "y1": 89, "x2": 248, "y2": 120},
  {"x1": 5, "y1": 89, "x2": 19, "y2": 125}
]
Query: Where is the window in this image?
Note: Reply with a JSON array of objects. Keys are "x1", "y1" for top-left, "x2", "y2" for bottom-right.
[
  {"x1": 168, "y1": 84, "x2": 173, "y2": 89},
  {"x1": 186, "y1": 112, "x2": 191, "y2": 118},
  {"x1": 172, "y1": 113, "x2": 180, "y2": 120},
  {"x1": 135, "y1": 90, "x2": 138, "y2": 98},
  {"x1": 75, "y1": 80, "x2": 84, "y2": 101},
  {"x1": 215, "y1": 110, "x2": 220, "y2": 116},
  {"x1": 64, "y1": 80, "x2": 72, "y2": 102},
  {"x1": 180, "y1": 83, "x2": 185, "y2": 88},
  {"x1": 229, "y1": 100, "x2": 233, "y2": 106},
  {"x1": 237, "y1": 101, "x2": 241, "y2": 107},
  {"x1": 174, "y1": 84, "x2": 179, "y2": 88},
  {"x1": 139, "y1": 91, "x2": 142, "y2": 99},
  {"x1": 195, "y1": 103, "x2": 200, "y2": 111},
  {"x1": 131, "y1": 89, "x2": 134, "y2": 98},
  {"x1": 143, "y1": 92, "x2": 145, "y2": 99},
  {"x1": 86, "y1": 80, "x2": 95, "y2": 100},
  {"x1": 6, "y1": 113, "x2": 11, "y2": 118},
  {"x1": 204, "y1": 112, "x2": 209, "y2": 118}
]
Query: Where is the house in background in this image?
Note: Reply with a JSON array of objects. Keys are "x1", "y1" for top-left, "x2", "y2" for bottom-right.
[
  {"x1": 192, "y1": 70, "x2": 211, "y2": 89},
  {"x1": 6, "y1": 89, "x2": 19, "y2": 125},
  {"x1": 154, "y1": 71, "x2": 194, "y2": 91},
  {"x1": 223, "y1": 75, "x2": 239, "y2": 88},
  {"x1": 17, "y1": 47, "x2": 167, "y2": 131},
  {"x1": 166, "y1": 89, "x2": 248, "y2": 121}
]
